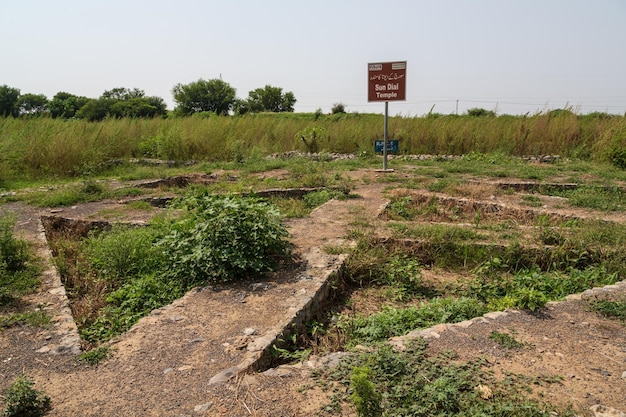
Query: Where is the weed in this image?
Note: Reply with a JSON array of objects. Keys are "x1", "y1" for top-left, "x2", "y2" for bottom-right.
[
  {"x1": 268, "y1": 188, "x2": 348, "y2": 218},
  {"x1": 0, "y1": 214, "x2": 40, "y2": 307},
  {"x1": 588, "y1": 297, "x2": 626, "y2": 323},
  {"x1": 489, "y1": 330, "x2": 526, "y2": 349},
  {"x1": 86, "y1": 224, "x2": 166, "y2": 283},
  {"x1": 2, "y1": 375, "x2": 50, "y2": 417},
  {"x1": 390, "y1": 223, "x2": 482, "y2": 242},
  {"x1": 521, "y1": 194, "x2": 543, "y2": 207},
  {"x1": 266, "y1": 197, "x2": 307, "y2": 218},
  {"x1": 24, "y1": 182, "x2": 112, "y2": 207},
  {"x1": 323, "y1": 244, "x2": 351, "y2": 255},
  {"x1": 0, "y1": 310, "x2": 50, "y2": 329},
  {"x1": 76, "y1": 346, "x2": 111, "y2": 366},
  {"x1": 350, "y1": 367, "x2": 382, "y2": 417},
  {"x1": 270, "y1": 331, "x2": 312, "y2": 363},
  {"x1": 426, "y1": 177, "x2": 457, "y2": 192},
  {"x1": 318, "y1": 341, "x2": 571, "y2": 416},
  {"x1": 338, "y1": 297, "x2": 487, "y2": 345},
  {"x1": 386, "y1": 195, "x2": 418, "y2": 220},
  {"x1": 467, "y1": 266, "x2": 620, "y2": 312},
  {"x1": 127, "y1": 200, "x2": 154, "y2": 211},
  {"x1": 555, "y1": 186, "x2": 626, "y2": 211},
  {"x1": 79, "y1": 273, "x2": 184, "y2": 345},
  {"x1": 376, "y1": 255, "x2": 425, "y2": 301},
  {"x1": 302, "y1": 188, "x2": 346, "y2": 208}
]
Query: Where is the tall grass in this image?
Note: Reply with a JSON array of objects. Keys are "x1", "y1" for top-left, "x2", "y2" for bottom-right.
[{"x1": 1, "y1": 112, "x2": 625, "y2": 180}]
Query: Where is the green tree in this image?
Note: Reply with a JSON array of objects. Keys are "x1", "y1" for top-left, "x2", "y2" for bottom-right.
[
  {"x1": 76, "y1": 98, "x2": 113, "y2": 121},
  {"x1": 331, "y1": 102, "x2": 346, "y2": 114},
  {"x1": 246, "y1": 85, "x2": 296, "y2": 113},
  {"x1": 172, "y1": 78, "x2": 236, "y2": 116},
  {"x1": 49, "y1": 92, "x2": 90, "y2": 118},
  {"x1": 76, "y1": 88, "x2": 167, "y2": 120},
  {"x1": 17, "y1": 93, "x2": 48, "y2": 116},
  {"x1": 109, "y1": 96, "x2": 167, "y2": 118},
  {"x1": 0, "y1": 85, "x2": 20, "y2": 117},
  {"x1": 466, "y1": 107, "x2": 496, "y2": 117},
  {"x1": 232, "y1": 98, "x2": 251, "y2": 115},
  {"x1": 101, "y1": 87, "x2": 145, "y2": 101}
]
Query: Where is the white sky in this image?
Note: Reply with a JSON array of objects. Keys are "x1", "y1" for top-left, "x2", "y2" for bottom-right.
[{"x1": 2, "y1": 0, "x2": 625, "y2": 116}]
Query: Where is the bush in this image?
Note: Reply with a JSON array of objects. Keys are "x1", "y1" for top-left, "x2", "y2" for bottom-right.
[
  {"x1": 331, "y1": 103, "x2": 347, "y2": 114},
  {"x1": 350, "y1": 367, "x2": 382, "y2": 417},
  {"x1": 609, "y1": 146, "x2": 626, "y2": 169},
  {"x1": 86, "y1": 225, "x2": 166, "y2": 282},
  {"x1": 0, "y1": 214, "x2": 39, "y2": 306},
  {"x1": 159, "y1": 194, "x2": 290, "y2": 284},
  {"x1": 2, "y1": 375, "x2": 50, "y2": 417}
]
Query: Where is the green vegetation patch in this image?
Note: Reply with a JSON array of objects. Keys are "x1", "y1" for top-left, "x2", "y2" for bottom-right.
[
  {"x1": 160, "y1": 192, "x2": 290, "y2": 285},
  {"x1": 0, "y1": 311, "x2": 50, "y2": 329},
  {"x1": 588, "y1": 296, "x2": 626, "y2": 323},
  {"x1": 563, "y1": 186, "x2": 626, "y2": 211},
  {"x1": 318, "y1": 341, "x2": 572, "y2": 417},
  {"x1": 338, "y1": 297, "x2": 487, "y2": 345},
  {"x1": 2, "y1": 375, "x2": 50, "y2": 417},
  {"x1": 76, "y1": 346, "x2": 112, "y2": 366},
  {"x1": 489, "y1": 330, "x2": 527, "y2": 349},
  {"x1": 465, "y1": 264, "x2": 620, "y2": 312},
  {"x1": 0, "y1": 215, "x2": 40, "y2": 308},
  {"x1": 51, "y1": 193, "x2": 291, "y2": 346}
]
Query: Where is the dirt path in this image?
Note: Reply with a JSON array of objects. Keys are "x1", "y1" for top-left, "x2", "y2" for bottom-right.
[{"x1": 1, "y1": 172, "x2": 625, "y2": 416}]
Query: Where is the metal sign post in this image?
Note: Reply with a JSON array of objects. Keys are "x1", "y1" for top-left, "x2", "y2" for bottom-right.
[
  {"x1": 368, "y1": 61, "x2": 407, "y2": 171},
  {"x1": 383, "y1": 101, "x2": 389, "y2": 170}
]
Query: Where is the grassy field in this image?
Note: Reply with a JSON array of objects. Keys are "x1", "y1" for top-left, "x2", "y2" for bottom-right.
[{"x1": 1, "y1": 111, "x2": 625, "y2": 183}]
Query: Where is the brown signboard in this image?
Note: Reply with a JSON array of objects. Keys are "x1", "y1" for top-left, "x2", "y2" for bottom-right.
[{"x1": 368, "y1": 61, "x2": 407, "y2": 102}]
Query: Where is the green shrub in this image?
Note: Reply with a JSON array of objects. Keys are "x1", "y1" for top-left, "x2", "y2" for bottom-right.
[
  {"x1": 159, "y1": 194, "x2": 290, "y2": 284},
  {"x1": 609, "y1": 146, "x2": 626, "y2": 169},
  {"x1": 466, "y1": 108, "x2": 496, "y2": 117},
  {"x1": 86, "y1": 225, "x2": 166, "y2": 282},
  {"x1": 2, "y1": 375, "x2": 50, "y2": 417},
  {"x1": 0, "y1": 214, "x2": 39, "y2": 306},
  {"x1": 350, "y1": 367, "x2": 382, "y2": 417}
]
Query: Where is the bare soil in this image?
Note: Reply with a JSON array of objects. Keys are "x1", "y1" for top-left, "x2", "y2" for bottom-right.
[{"x1": 1, "y1": 168, "x2": 625, "y2": 416}]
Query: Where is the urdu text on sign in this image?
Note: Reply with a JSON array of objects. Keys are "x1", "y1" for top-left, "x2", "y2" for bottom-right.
[{"x1": 367, "y1": 61, "x2": 407, "y2": 102}]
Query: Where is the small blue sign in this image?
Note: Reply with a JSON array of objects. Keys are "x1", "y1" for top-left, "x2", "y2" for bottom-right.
[{"x1": 375, "y1": 140, "x2": 399, "y2": 153}]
